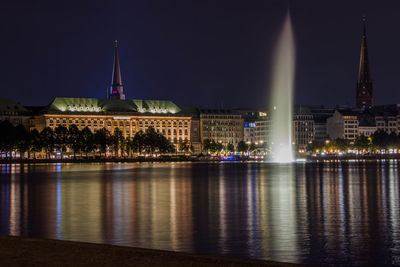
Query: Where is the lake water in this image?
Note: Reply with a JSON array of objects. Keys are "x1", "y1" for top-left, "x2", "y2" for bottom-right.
[{"x1": 0, "y1": 161, "x2": 399, "y2": 266}]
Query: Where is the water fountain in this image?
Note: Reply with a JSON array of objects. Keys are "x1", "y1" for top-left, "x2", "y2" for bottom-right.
[{"x1": 269, "y1": 10, "x2": 295, "y2": 163}]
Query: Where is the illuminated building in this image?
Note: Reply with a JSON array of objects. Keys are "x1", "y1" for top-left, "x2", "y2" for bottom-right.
[
  {"x1": 254, "y1": 107, "x2": 314, "y2": 149},
  {"x1": 327, "y1": 109, "x2": 359, "y2": 140},
  {"x1": 307, "y1": 105, "x2": 334, "y2": 142},
  {"x1": 29, "y1": 97, "x2": 198, "y2": 149},
  {"x1": 199, "y1": 109, "x2": 244, "y2": 147},
  {"x1": 24, "y1": 41, "x2": 203, "y2": 153},
  {"x1": 234, "y1": 109, "x2": 259, "y2": 144},
  {"x1": 373, "y1": 105, "x2": 399, "y2": 134},
  {"x1": 254, "y1": 111, "x2": 270, "y2": 145},
  {"x1": 358, "y1": 124, "x2": 376, "y2": 137},
  {"x1": 0, "y1": 99, "x2": 30, "y2": 126},
  {"x1": 244, "y1": 123, "x2": 256, "y2": 144},
  {"x1": 293, "y1": 106, "x2": 314, "y2": 149}
]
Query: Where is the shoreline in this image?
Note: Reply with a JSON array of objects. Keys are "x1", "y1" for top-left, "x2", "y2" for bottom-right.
[
  {"x1": 0, "y1": 155, "x2": 400, "y2": 164},
  {"x1": 0, "y1": 235, "x2": 305, "y2": 267}
]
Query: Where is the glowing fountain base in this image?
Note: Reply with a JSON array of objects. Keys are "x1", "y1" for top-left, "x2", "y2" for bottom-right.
[{"x1": 270, "y1": 143, "x2": 294, "y2": 163}]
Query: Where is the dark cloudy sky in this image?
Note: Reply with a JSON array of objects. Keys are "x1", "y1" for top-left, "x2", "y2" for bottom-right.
[{"x1": 0, "y1": 0, "x2": 399, "y2": 108}]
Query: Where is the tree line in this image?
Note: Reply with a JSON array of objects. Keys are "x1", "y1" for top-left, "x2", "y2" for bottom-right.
[
  {"x1": 0, "y1": 120, "x2": 176, "y2": 159},
  {"x1": 202, "y1": 139, "x2": 257, "y2": 154},
  {"x1": 306, "y1": 130, "x2": 400, "y2": 153}
]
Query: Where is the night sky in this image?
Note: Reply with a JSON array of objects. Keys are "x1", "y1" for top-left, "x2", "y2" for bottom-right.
[{"x1": 1, "y1": 0, "x2": 399, "y2": 108}]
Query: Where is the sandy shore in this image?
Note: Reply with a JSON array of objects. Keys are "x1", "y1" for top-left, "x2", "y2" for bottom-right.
[{"x1": 0, "y1": 236, "x2": 308, "y2": 267}]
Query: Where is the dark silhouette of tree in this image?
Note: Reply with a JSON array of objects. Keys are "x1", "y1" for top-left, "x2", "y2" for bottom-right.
[
  {"x1": 81, "y1": 127, "x2": 95, "y2": 157},
  {"x1": 131, "y1": 131, "x2": 145, "y2": 154},
  {"x1": 111, "y1": 128, "x2": 124, "y2": 156},
  {"x1": 226, "y1": 143, "x2": 235, "y2": 153},
  {"x1": 68, "y1": 124, "x2": 82, "y2": 158},
  {"x1": 0, "y1": 121, "x2": 16, "y2": 159},
  {"x1": 143, "y1": 127, "x2": 159, "y2": 153},
  {"x1": 29, "y1": 129, "x2": 42, "y2": 159},
  {"x1": 202, "y1": 139, "x2": 223, "y2": 154},
  {"x1": 333, "y1": 138, "x2": 350, "y2": 152},
  {"x1": 237, "y1": 141, "x2": 248, "y2": 153},
  {"x1": 54, "y1": 125, "x2": 68, "y2": 159},
  {"x1": 178, "y1": 140, "x2": 190, "y2": 153},
  {"x1": 14, "y1": 124, "x2": 30, "y2": 159},
  {"x1": 94, "y1": 128, "x2": 111, "y2": 156},
  {"x1": 40, "y1": 127, "x2": 55, "y2": 159},
  {"x1": 372, "y1": 130, "x2": 390, "y2": 150},
  {"x1": 248, "y1": 143, "x2": 257, "y2": 152},
  {"x1": 202, "y1": 139, "x2": 212, "y2": 153},
  {"x1": 354, "y1": 135, "x2": 370, "y2": 151}
]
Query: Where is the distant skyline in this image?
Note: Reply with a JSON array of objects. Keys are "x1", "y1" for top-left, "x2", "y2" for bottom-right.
[{"x1": 1, "y1": 0, "x2": 399, "y2": 108}]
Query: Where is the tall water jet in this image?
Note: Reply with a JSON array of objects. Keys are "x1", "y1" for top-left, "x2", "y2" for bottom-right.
[{"x1": 269, "y1": 11, "x2": 295, "y2": 163}]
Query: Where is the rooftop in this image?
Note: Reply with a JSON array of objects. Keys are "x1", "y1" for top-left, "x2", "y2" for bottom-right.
[
  {"x1": 0, "y1": 98, "x2": 29, "y2": 115},
  {"x1": 46, "y1": 97, "x2": 181, "y2": 115}
]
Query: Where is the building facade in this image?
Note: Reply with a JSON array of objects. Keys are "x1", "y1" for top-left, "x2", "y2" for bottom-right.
[
  {"x1": 244, "y1": 123, "x2": 256, "y2": 144},
  {"x1": 0, "y1": 99, "x2": 31, "y2": 127},
  {"x1": 307, "y1": 105, "x2": 334, "y2": 142},
  {"x1": 28, "y1": 97, "x2": 201, "y2": 151},
  {"x1": 199, "y1": 109, "x2": 244, "y2": 147},
  {"x1": 254, "y1": 111, "x2": 269, "y2": 146},
  {"x1": 293, "y1": 106, "x2": 315, "y2": 149},
  {"x1": 327, "y1": 109, "x2": 359, "y2": 141}
]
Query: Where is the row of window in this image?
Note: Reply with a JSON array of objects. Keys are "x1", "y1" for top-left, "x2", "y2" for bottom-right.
[
  {"x1": 203, "y1": 133, "x2": 241, "y2": 138},
  {"x1": 48, "y1": 118, "x2": 189, "y2": 126},
  {"x1": 201, "y1": 115, "x2": 240, "y2": 119},
  {"x1": 202, "y1": 121, "x2": 241, "y2": 126},
  {"x1": 203, "y1": 126, "x2": 241, "y2": 131}
]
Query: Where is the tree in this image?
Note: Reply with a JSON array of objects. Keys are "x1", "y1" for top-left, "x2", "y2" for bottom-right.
[
  {"x1": 81, "y1": 127, "x2": 95, "y2": 157},
  {"x1": 40, "y1": 127, "x2": 55, "y2": 159},
  {"x1": 94, "y1": 128, "x2": 111, "y2": 156},
  {"x1": 178, "y1": 140, "x2": 190, "y2": 153},
  {"x1": 14, "y1": 124, "x2": 30, "y2": 159},
  {"x1": 248, "y1": 142, "x2": 257, "y2": 152},
  {"x1": 131, "y1": 131, "x2": 145, "y2": 154},
  {"x1": 143, "y1": 127, "x2": 174, "y2": 154},
  {"x1": 354, "y1": 135, "x2": 370, "y2": 152},
  {"x1": 111, "y1": 128, "x2": 124, "y2": 156},
  {"x1": 68, "y1": 125, "x2": 82, "y2": 158},
  {"x1": 215, "y1": 142, "x2": 224, "y2": 153},
  {"x1": 202, "y1": 139, "x2": 212, "y2": 153},
  {"x1": 54, "y1": 125, "x2": 68, "y2": 158},
  {"x1": 0, "y1": 120, "x2": 16, "y2": 159},
  {"x1": 143, "y1": 127, "x2": 158, "y2": 154},
  {"x1": 237, "y1": 141, "x2": 248, "y2": 153},
  {"x1": 306, "y1": 140, "x2": 325, "y2": 153},
  {"x1": 333, "y1": 138, "x2": 350, "y2": 152},
  {"x1": 157, "y1": 135, "x2": 174, "y2": 154},
  {"x1": 29, "y1": 129, "x2": 42, "y2": 159},
  {"x1": 371, "y1": 130, "x2": 390, "y2": 150},
  {"x1": 226, "y1": 143, "x2": 235, "y2": 153},
  {"x1": 387, "y1": 132, "x2": 399, "y2": 149}
]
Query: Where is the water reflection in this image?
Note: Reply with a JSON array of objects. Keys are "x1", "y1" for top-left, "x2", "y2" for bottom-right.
[{"x1": 0, "y1": 161, "x2": 399, "y2": 266}]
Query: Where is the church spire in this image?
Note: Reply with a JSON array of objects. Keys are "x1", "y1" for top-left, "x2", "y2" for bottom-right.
[
  {"x1": 109, "y1": 40, "x2": 125, "y2": 100},
  {"x1": 356, "y1": 17, "x2": 373, "y2": 108}
]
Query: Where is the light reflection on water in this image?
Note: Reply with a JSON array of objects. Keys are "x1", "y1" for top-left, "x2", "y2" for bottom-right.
[{"x1": 0, "y1": 161, "x2": 400, "y2": 266}]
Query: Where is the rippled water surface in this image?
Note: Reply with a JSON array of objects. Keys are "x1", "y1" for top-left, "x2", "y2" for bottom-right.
[{"x1": 1, "y1": 161, "x2": 399, "y2": 266}]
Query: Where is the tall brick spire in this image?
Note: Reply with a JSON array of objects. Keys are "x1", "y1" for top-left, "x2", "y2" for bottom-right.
[
  {"x1": 109, "y1": 40, "x2": 125, "y2": 100},
  {"x1": 356, "y1": 17, "x2": 373, "y2": 108}
]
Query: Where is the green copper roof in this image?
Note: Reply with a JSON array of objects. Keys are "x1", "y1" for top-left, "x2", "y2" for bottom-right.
[
  {"x1": 0, "y1": 98, "x2": 28, "y2": 113},
  {"x1": 47, "y1": 97, "x2": 180, "y2": 114}
]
